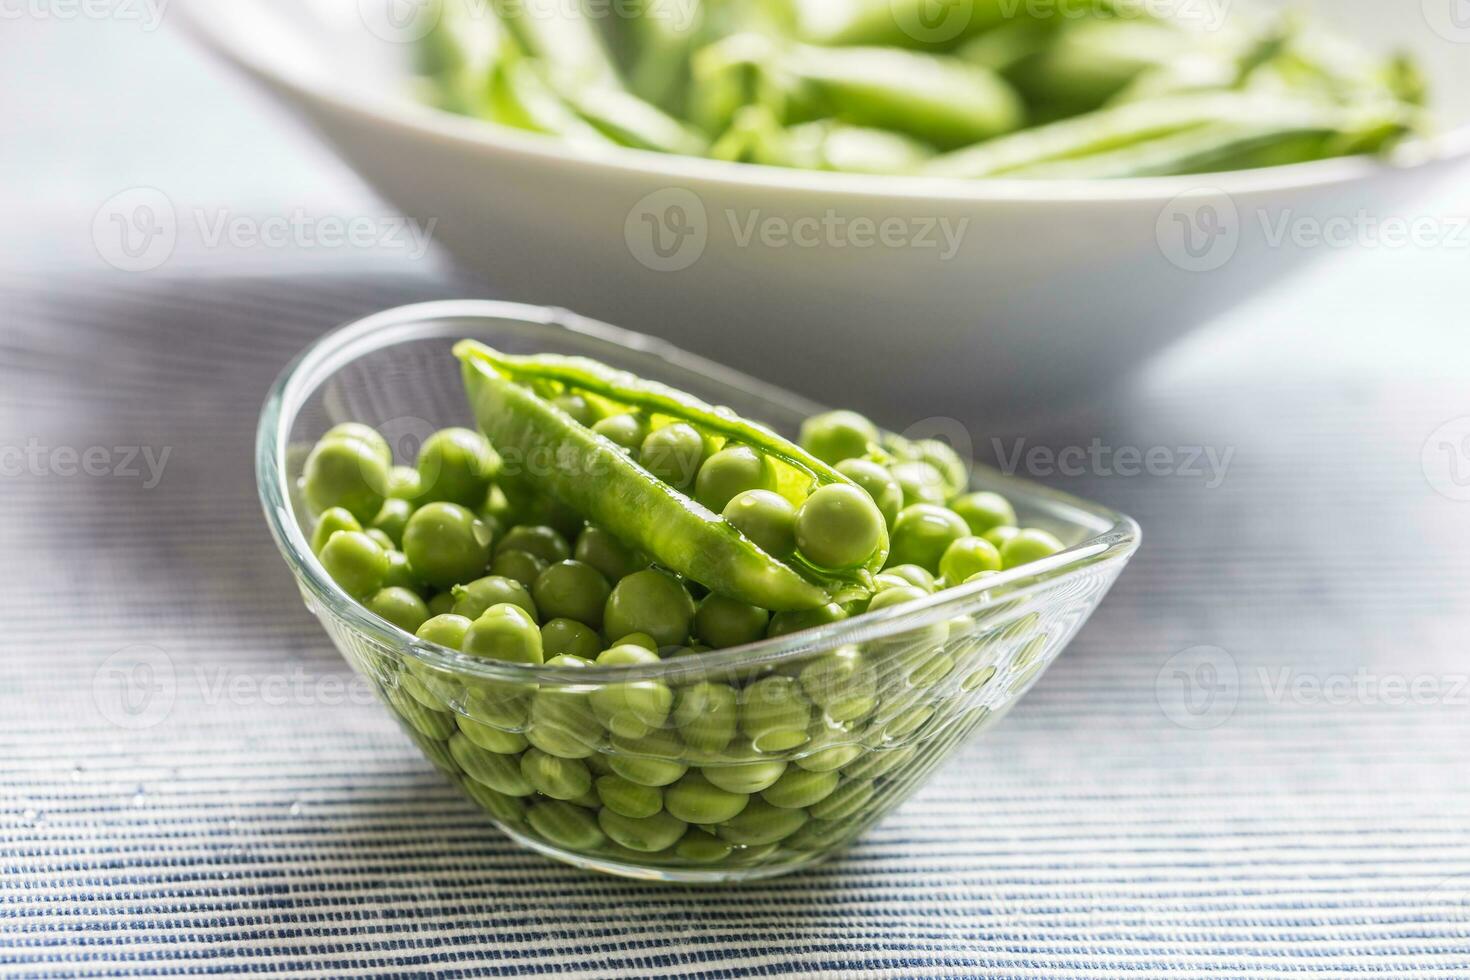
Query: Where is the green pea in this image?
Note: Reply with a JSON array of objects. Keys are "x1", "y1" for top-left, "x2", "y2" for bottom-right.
[
  {"x1": 595, "y1": 774, "x2": 663, "y2": 818},
  {"x1": 799, "y1": 410, "x2": 877, "y2": 464},
  {"x1": 456, "y1": 714, "x2": 529, "y2": 755},
  {"x1": 715, "y1": 798, "x2": 808, "y2": 846},
  {"x1": 589, "y1": 645, "x2": 674, "y2": 739},
  {"x1": 402, "y1": 502, "x2": 493, "y2": 589},
  {"x1": 519, "y1": 748, "x2": 593, "y2": 800},
  {"x1": 762, "y1": 767, "x2": 839, "y2": 809},
  {"x1": 369, "y1": 497, "x2": 414, "y2": 548},
  {"x1": 639, "y1": 422, "x2": 706, "y2": 489},
  {"x1": 950, "y1": 491, "x2": 1017, "y2": 535},
  {"x1": 526, "y1": 658, "x2": 603, "y2": 759},
  {"x1": 324, "y1": 422, "x2": 391, "y2": 464},
  {"x1": 672, "y1": 681, "x2": 739, "y2": 753},
  {"x1": 303, "y1": 433, "x2": 389, "y2": 522},
  {"x1": 461, "y1": 603, "x2": 543, "y2": 665},
  {"x1": 939, "y1": 535, "x2": 1003, "y2": 583},
  {"x1": 603, "y1": 569, "x2": 694, "y2": 649},
  {"x1": 449, "y1": 733, "x2": 534, "y2": 795},
  {"x1": 463, "y1": 678, "x2": 531, "y2": 731},
  {"x1": 532, "y1": 560, "x2": 610, "y2": 628},
  {"x1": 451, "y1": 575, "x2": 537, "y2": 621},
  {"x1": 740, "y1": 676, "x2": 812, "y2": 752},
  {"x1": 387, "y1": 465, "x2": 423, "y2": 501},
  {"x1": 890, "y1": 460, "x2": 948, "y2": 508},
  {"x1": 694, "y1": 446, "x2": 777, "y2": 513},
  {"x1": 767, "y1": 603, "x2": 848, "y2": 638},
  {"x1": 795, "y1": 484, "x2": 885, "y2": 569},
  {"x1": 836, "y1": 458, "x2": 903, "y2": 529},
  {"x1": 540, "y1": 618, "x2": 602, "y2": 661},
  {"x1": 694, "y1": 593, "x2": 770, "y2": 648},
  {"x1": 983, "y1": 525, "x2": 1020, "y2": 549},
  {"x1": 843, "y1": 745, "x2": 914, "y2": 781},
  {"x1": 365, "y1": 528, "x2": 396, "y2": 552},
  {"x1": 310, "y1": 507, "x2": 361, "y2": 555},
  {"x1": 608, "y1": 731, "x2": 687, "y2": 787},
  {"x1": 884, "y1": 564, "x2": 936, "y2": 592},
  {"x1": 462, "y1": 779, "x2": 525, "y2": 825},
  {"x1": 591, "y1": 413, "x2": 648, "y2": 452},
  {"x1": 319, "y1": 530, "x2": 389, "y2": 598},
  {"x1": 784, "y1": 818, "x2": 852, "y2": 852},
  {"x1": 382, "y1": 550, "x2": 422, "y2": 591},
  {"x1": 527, "y1": 800, "x2": 606, "y2": 852},
  {"x1": 598, "y1": 808, "x2": 687, "y2": 853},
  {"x1": 496, "y1": 524, "x2": 571, "y2": 565},
  {"x1": 367, "y1": 586, "x2": 429, "y2": 634},
  {"x1": 793, "y1": 732, "x2": 864, "y2": 772},
  {"x1": 551, "y1": 392, "x2": 600, "y2": 427},
  {"x1": 887, "y1": 504, "x2": 970, "y2": 572},
  {"x1": 722, "y1": 489, "x2": 797, "y2": 558},
  {"x1": 675, "y1": 829, "x2": 733, "y2": 864},
  {"x1": 1000, "y1": 528, "x2": 1066, "y2": 568},
  {"x1": 426, "y1": 591, "x2": 457, "y2": 617},
  {"x1": 489, "y1": 549, "x2": 548, "y2": 588},
  {"x1": 799, "y1": 647, "x2": 878, "y2": 723},
  {"x1": 610, "y1": 632, "x2": 658, "y2": 652},
  {"x1": 664, "y1": 772, "x2": 749, "y2": 824},
  {"x1": 700, "y1": 750, "x2": 787, "y2": 794},
  {"x1": 805, "y1": 775, "x2": 870, "y2": 822},
  {"x1": 574, "y1": 526, "x2": 644, "y2": 582},
  {"x1": 416, "y1": 613, "x2": 472, "y2": 650},
  {"x1": 387, "y1": 686, "x2": 457, "y2": 741},
  {"x1": 416, "y1": 427, "x2": 500, "y2": 507}
]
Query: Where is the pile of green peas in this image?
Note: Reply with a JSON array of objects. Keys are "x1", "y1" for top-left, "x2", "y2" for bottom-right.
[{"x1": 302, "y1": 405, "x2": 1063, "y2": 869}]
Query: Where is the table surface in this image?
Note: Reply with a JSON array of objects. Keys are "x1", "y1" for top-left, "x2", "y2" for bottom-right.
[{"x1": 4, "y1": 15, "x2": 1470, "y2": 980}]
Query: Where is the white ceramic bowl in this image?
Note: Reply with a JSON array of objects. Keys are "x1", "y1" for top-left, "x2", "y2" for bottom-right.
[{"x1": 176, "y1": 0, "x2": 1470, "y2": 420}]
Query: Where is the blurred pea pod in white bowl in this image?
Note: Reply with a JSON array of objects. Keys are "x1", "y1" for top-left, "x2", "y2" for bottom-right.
[{"x1": 173, "y1": 0, "x2": 1470, "y2": 420}]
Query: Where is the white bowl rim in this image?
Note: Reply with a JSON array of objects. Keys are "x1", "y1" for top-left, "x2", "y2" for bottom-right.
[{"x1": 174, "y1": 3, "x2": 1470, "y2": 206}]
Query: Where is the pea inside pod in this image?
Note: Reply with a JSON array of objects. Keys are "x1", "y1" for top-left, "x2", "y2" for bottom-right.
[{"x1": 457, "y1": 342, "x2": 888, "y2": 611}]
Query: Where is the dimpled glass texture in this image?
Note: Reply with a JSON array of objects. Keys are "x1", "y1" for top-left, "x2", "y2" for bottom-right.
[{"x1": 258, "y1": 301, "x2": 1139, "y2": 882}]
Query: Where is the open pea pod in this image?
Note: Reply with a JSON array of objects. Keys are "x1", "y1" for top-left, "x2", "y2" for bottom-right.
[{"x1": 456, "y1": 342, "x2": 887, "y2": 611}]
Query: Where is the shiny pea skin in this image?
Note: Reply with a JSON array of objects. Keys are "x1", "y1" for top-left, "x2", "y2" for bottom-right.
[
  {"x1": 451, "y1": 574, "x2": 537, "y2": 621},
  {"x1": 595, "y1": 774, "x2": 664, "y2": 818},
  {"x1": 456, "y1": 714, "x2": 529, "y2": 755},
  {"x1": 664, "y1": 772, "x2": 749, "y2": 824},
  {"x1": 527, "y1": 800, "x2": 606, "y2": 851},
  {"x1": 497, "y1": 524, "x2": 572, "y2": 565},
  {"x1": 885, "y1": 564, "x2": 936, "y2": 592},
  {"x1": 607, "y1": 731, "x2": 688, "y2": 787},
  {"x1": 603, "y1": 569, "x2": 695, "y2": 649},
  {"x1": 532, "y1": 559, "x2": 610, "y2": 628},
  {"x1": 799, "y1": 410, "x2": 877, "y2": 465},
  {"x1": 527, "y1": 661, "x2": 603, "y2": 759},
  {"x1": 598, "y1": 808, "x2": 687, "y2": 853},
  {"x1": 387, "y1": 465, "x2": 423, "y2": 501},
  {"x1": 887, "y1": 504, "x2": 970, "y2": 572},
  {"x1": 715, "y1": 798, "x2": 808, "y2": 846},
  {"x1": 673, "y1": 681, "x2": 739, "y2": 753},
  {"x1": 319, "y1": 530, "x2": 389, "y2": 599},
  {"x1": 809, "y1": 778, "x2": 875, "y2": 822},
  {"x1": 983, "y1": 525, "x2": 1020, "y2": 549},
  {"x1": 520, "y1": 748, "x2": 593, "y2": 800},
  {"x1": 402, "y1": 502, "x2": 493, "y2": 589},
  {"x1": 574, "y1": 525, "x2": 644, "y2": 582},
  {"x1": 1000, "y1": 528, "x2": 1066, "y2": 568},
  {"x1": 767, "y1": 602, "x2": 849, "y2": 638},
  {"x1": 426, "y1": 591, "x2": 457, "y2": 616},
  {"x1": 416, "y1": 613, "x2": 472, "y2": 650},
  {"x1": 461, "y1": 603, "x2": 543, "y2": 665},
  {"x1": 303, "y1": 433, "x2": 389, "y2": 522},
  {"x1": 940, "y1": 535, "x2": 1003, "y2": 583},
  {"x1": 540, "y1": 618, "x2": 603, "y2": 661},
  {"x1": 588, "y1": 645, "x2": 673, "y2": 739},
  {"x1": 591, "y1": 413, "x2": 647, "y2": 452},
  {"x1": 416, "y1": 427, "x2": 500, "y2": 508},
  {"x1": 694, "y1": 445, "x2": 778, "y2": 513},
  {"x1": 382, "y1": 550, "x2": 421, "y2": 591},
  {"x1": 369, "y1": 497, "x2": 414, "y2": 548},
  {"x1": 311, "y1": 507, "x2": 361, "y2": 555},
  {"x1": 794, "y1": 484, "x2": 885, "y2": 570},
  {"x1": 489, "y1": 549, "x2": 548, "y2": 588},
  {"x1": 639, "y1": 422, "x2": 706, "y2": 489},
  {"x1": 367, "y1": 586, "x2": 430, "y2": 634},
  {"x1": 365, "y1": 528, "x2": 396, "y2": 552},
  {"x1": 701, "y1": 752, "x2": 787, "y2": 795},
  {"x1": 675, "y1": 829, "x2": 733, "y2": 863},
  {"x1": 323, "y1": 422, "x2": 390, "y2": 464},
  {"x1": 722, "y1": 489, "x2": 797, "y2": 559},
  {"x1": 890, "y1": 460, "x2": 948, "y2": 508},
  {"x1": 799, "y1": 647, "x2": 878, "y2": 723},
  {"x1": 694, "y1": 593, "x2": 770, "y2": 648},
  {"x1": 762, "y1": 767, "x2": 840, "y2": 809},
  {"x1": 835, "y1": 458, "x2": 903, "y2": 529},
  {"x1": 950, "y1": 491, "x2": 1017, "y2": 535},
  {"x1": 449, "y1": 733, "x2": 534, "y2": 796},
  {"x1": 740, "y1": 675, "x2": 813, "y2": 752}
]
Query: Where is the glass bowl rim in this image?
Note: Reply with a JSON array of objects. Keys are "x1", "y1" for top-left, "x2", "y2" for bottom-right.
[{"x1": 257, "y1": 300, "x2": 1141, "y2": 685}]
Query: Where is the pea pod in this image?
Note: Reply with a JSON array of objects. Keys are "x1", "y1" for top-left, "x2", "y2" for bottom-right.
[
  {"x1": 488, "y1": 0, "x2": 621, "y2": 95},
  {"x1": 456, "y1": 342, "x2": 887, "y2": 610}
]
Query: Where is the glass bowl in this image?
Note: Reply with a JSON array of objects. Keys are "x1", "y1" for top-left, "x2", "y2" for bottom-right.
[{"x1": 257, "y1": 301, "x2": 1140, "y2": 881}]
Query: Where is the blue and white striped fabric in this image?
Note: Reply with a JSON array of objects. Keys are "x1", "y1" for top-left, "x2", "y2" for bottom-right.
[{"x1": 4, "y1": 262, "x2": 1470, "y2": 978}]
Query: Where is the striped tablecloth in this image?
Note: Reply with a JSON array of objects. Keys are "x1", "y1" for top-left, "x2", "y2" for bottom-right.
[{"x1": 5, "y1": 15, "x2": 1470, "y2": 980}]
